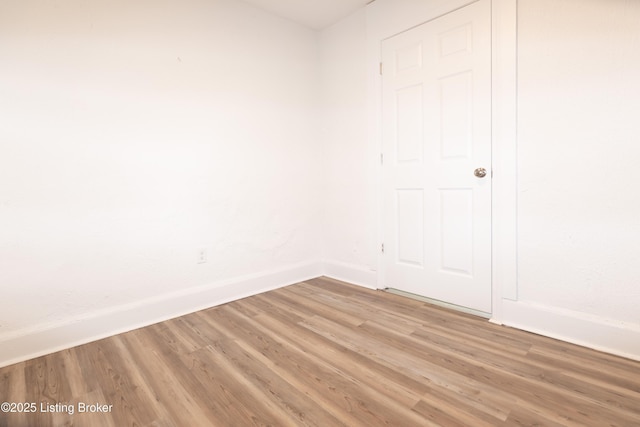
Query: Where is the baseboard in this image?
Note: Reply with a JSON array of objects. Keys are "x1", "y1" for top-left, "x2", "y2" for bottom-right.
[
  {"x1": 6, "y1": 265, "x2": 637, "y2": 368},
  {"x1": 322, "y1": 260, "x2": 378, "y2": 290},
  {"x1": 501, "y1": 299, "x2": 640, "y2": 362},
  {"x1": 0, "y1": 261, "x2": 323, "y2": 368}
]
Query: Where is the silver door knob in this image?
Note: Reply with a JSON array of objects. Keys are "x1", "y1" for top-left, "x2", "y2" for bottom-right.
[{"x1": 474, "y1": 168, "x2": 487, "y2": 178}]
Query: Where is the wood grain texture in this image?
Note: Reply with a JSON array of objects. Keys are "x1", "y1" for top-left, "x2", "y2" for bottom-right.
[{"x1": 1, "y1": 277, "x2": 639, "y2": 426}]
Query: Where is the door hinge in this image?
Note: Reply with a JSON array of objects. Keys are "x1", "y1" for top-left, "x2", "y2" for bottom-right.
[
  {"x1": 381, "y1": 243, "x2": 385, "y2": 253},
  {"x1": 380, "y1": 153, "x2": 384, "y2": 165},
  {"x1": 379, "y1": 62, "x2": 383, "y2": 75}
]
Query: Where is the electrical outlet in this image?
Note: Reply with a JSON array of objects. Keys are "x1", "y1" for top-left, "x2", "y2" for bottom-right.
[{"x1": 197, "y1": 248, "x2": 207, "y2": 264}]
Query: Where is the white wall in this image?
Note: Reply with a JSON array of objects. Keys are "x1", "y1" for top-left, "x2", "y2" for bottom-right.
[
  {"x1": 514, "y1": 0, "x2": 640, "y2": 330},
  {"x1": 319, "y1": 9, "x2": 378, "y2": 288},
  {"x1": 2, "y1": 0, "x2": 639, "y2": 366},
  {"x1": 0, "y1": 0, "x2": 322, "y2": 365}
]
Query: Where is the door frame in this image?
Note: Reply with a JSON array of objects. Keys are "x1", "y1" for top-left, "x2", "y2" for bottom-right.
[{"x1": 367, "y1": 0, "x2": 517, "y2": 324}]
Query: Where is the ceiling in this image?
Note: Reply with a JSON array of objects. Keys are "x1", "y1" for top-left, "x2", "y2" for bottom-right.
[{"x1": 241, "y1": 0, "x2": 373, "y2": 30}]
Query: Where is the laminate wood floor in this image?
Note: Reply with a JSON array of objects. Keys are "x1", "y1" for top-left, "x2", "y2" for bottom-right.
[{"x1": 1, "y1": 277, "x2": 639, "y2": 426}]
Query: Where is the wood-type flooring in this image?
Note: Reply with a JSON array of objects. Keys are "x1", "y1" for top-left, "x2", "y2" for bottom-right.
[{"x1": 1, "y1": 277, "x2": 639, "y2": 426}]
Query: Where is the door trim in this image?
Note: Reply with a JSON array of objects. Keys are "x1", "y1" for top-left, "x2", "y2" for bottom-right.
[
  {"x1": 367, "y1": 0, "x2": 517, "y2": 323},
  {"x1": 488, "y1": 0, "x2": 518, "y2": 324}
]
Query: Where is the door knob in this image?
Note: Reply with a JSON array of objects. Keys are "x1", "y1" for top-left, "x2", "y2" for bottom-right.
[{"x1": 474, "y1": 168, "x2": 487, "y2": 178}]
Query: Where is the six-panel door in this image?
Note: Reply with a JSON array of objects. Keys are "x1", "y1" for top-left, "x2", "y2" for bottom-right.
[{"x1": 382, "y1": 0, "x2": 492, "y2": 313}]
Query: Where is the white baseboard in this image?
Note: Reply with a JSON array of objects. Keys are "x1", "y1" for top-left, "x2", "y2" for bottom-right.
[
  {"x1": 5, "y1": 264, "x2": 639, "y2": 368},
  {"x1": 501, "y1": 299, "x2": 640, "y2": 362},
  {"x1": 322, "y1": 260, "x2": 378, "y2": 290},
  {"x1": 0, "y1": 261, "x2": 323, "y2": 368}
]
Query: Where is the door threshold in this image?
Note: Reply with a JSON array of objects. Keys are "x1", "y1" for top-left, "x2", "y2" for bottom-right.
[{"x1": 384, "y1": 288, "x2": 491, "y2": 319}]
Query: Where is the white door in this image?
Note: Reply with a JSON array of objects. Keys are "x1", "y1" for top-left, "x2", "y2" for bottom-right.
[{"x1": 382, "y1": 0, "x2": 492, "y2": 313}]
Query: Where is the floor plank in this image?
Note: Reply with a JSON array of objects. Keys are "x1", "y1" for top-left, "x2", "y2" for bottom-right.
[{"x1": 1, "y1": 277, "x2": 639, "y2": 426}]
